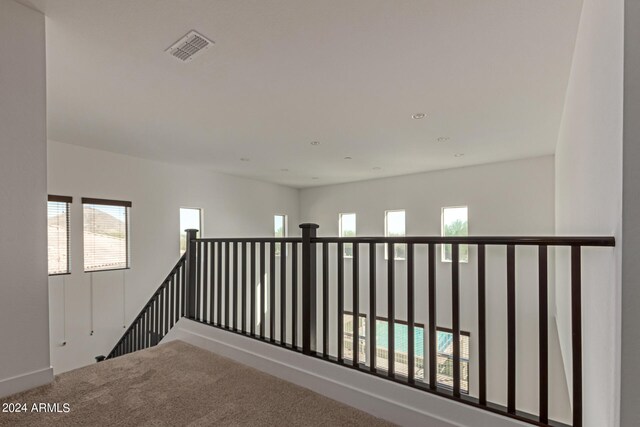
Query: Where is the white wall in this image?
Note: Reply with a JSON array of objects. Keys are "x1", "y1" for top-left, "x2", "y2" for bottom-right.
[
  {"x1": 621, "y1": 1, "x2": 640, "y2": 425},
  {"x1": 554, "y1": 0, "x2": 623, "y2": 425},
  {"x1": 300, "y1": 156, "x2": 571, "y2": 422},
  {"x1": 47, "y1": 141, "x2": 299, "y2": 373},
  {"x1": 0, "y1": 0, "x2": 52, "y2": 398}
]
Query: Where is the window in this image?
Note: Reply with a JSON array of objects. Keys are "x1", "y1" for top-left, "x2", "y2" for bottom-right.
[
  {"x1": 48, "y1": 195, "x2": 72, "y2": 275},
  {"x1": 442, "y1": 206, "x2": 469, "y2": 262},
  {"x1": 385, "y1": 210, "x2": 406, "y2": 260},
  {"x1": 343, "y1": 312, "x2": 367, "y2": 362},
  {"x1": 274, "y1": 214, "x2": 287, "y2": 256},
  {"x1": 83, "y1": 198, "x2": 131, "y2": 272},
  {"x1": 180, "y1": 207, "x2": 202, "y2": 255},
  {"x1": 374, "y1": 318, "x2": 425, "y2": 379},
  {"x1": 342, "y1": 314, "x2": 470, "y2": 393},
  {"x1": 339, "y1": 213, "x2": 356, "y2": 258},
  {"x1": 435, "y1": 328, "x2": 470, "y2": 393}
]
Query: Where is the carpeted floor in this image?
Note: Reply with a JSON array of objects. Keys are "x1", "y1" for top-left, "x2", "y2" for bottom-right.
[{"x1": 0, "y1": 340, "x2": 395, "y2": 426}]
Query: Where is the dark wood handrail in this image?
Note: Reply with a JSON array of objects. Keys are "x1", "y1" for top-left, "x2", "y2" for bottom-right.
[
  {"x1": 105, "y1": 254, "x2": 187, "y2": 359},
  {"x1": 194, "y1": 236, "x2": 615, "y2": 246},
  {"x1": 313, "y1": 235, "x2": 615, "y2": 246},
  {"x1": 196, "y1": 237, "x2": 303, "y2": 243}
]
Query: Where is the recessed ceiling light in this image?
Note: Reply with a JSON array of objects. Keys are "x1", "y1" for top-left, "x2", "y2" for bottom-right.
[
  {"x1": 344, "y1": 156, "x2": 352, "y2": 160},
  {"x1": 373, "y1": 167, "x2": 382, "y2": 170},
  {"x1": 437, "y1": 137, "x2": 450, "y2": 142},
  {"x1": 412, "y1": 113, "x2": 426, "y2": 119},
  {"x1": 240, "y1": 157, "x2": 250, "y2": 161},
  {"x1": 310, "y1": 141, "x2": 320, "y2": 146},
  {"x1": 454, "y1": 153, "x2": 464, "y2": 157},
  {"x1": 280, "y1": 168, "x2": 289, "y2": 172}
]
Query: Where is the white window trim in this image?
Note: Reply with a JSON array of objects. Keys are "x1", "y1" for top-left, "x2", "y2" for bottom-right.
[
  {"x1": 180, "y1": 206, "x2": 204, "y2": 234},
  {"x1": 339, "y1": 213, "x2": 356, "y2": 259},
  {"x1": 441, "y1": 205, "x2": 469, "y2": 263},
  {"x1": 384, "y1": 209, "x2": 406, "y2": 261},
  {"x1": 274, "y1": 214, "x2": 288, "y2": 237},
  {"x1": 48, "y1": 197, "x2": 72, "y2": 276},
  {"x1": 82, "y1": 199, "x2": 131, "y2": 273},
  {"x1": 274, "y1": 214, "x2": 288, "y2": 256},
  {"x1": 180, "y1": 207, "x2": 203, "y2": 256}
]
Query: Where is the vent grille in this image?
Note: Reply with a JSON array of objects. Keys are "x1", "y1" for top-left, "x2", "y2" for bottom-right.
[{"x1": 166, "y1": 30, "x2": 214, "y2": 62}]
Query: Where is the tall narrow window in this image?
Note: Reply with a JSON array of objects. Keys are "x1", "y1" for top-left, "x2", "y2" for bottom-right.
[
  {"x1": 385, "y1": 210, "x2": 406, "y2": 260},
  {"x1": 48, "y1": 195, "x2": 72, "y2": 275},
  {"x1": 83, "y1": 198, "x2": 131, "y2": 272},
  {"x1": 339, "y1": 213, "x2": 356, "y2": 258},
  {"x1": 180, "y1": 207, "x2": 202, "y2": 255},
  {"x1": 442, "y1": 206, "x2": 468, "y2": 262},
  {"x1": 274, "y1": 214, "x2": 287, "y2": 256}
]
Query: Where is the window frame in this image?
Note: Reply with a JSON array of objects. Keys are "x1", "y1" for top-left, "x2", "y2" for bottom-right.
[
  {"x1": 274, "y1": 214, "x2": 288, "y2": 238},
  {"x1": 433, "y1": 326, "x2": 471, "y2": 394},
  {"x1": 180, "y1": 207, "x2": 203, "y2": 256},
  {"x1": 274, "y1": 214, "x2": 288, "y2": 256},
  {"x1": 384, "y1": 209, "x2": 406, "y2": 261},
  {"x1": 441, "y1": 206, "x2": 469, "y2": 263},
  {"x1": 338, "y1": 212, "x2": 356, "y2": 258},
  {"x1": 82, "y1": 197, "x2": 132, "y2": 273},
  {"x1": 48, "y1": 195, "x2": 72, "y2": 276},
  {"x1": 342, "y1": 311, "x2": 470, "y2": 393},
  {"x1": 342, "y1": 311, "x2": 367, "y2": 362}
]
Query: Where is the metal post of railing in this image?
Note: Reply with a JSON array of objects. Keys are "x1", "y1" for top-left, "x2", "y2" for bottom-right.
[
  {"x1": 185, "y1": 229, "x2": 198, "y2": 319},
  {"x1": 300, "y1": 223, "x2": 319, "y2": 355}
]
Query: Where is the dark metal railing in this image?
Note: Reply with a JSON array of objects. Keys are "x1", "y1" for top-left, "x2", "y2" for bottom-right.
[
  {"x1": 105, "y1": 254, "x2": 186, "y2": 359},
  {"x1": 188, "y1": 232, "x2": 304, "y2": 348},
  {"x1": 105, "y1": 225, "x2": 614, "y2": 427}
]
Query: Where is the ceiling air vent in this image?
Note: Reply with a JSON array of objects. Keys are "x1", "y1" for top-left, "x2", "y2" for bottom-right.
[{"x1": 166, "y1": 30, "x2": 214, "y2": 62}]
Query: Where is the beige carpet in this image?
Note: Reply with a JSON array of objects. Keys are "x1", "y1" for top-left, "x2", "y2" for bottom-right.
[{"x1": 0, "y1": 340, "x2": 395, "y2": 426}]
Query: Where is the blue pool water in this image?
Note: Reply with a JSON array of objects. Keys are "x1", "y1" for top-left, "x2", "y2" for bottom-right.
[{"x1": 373, "y1": 321, "x2": 454, "y2": 357}]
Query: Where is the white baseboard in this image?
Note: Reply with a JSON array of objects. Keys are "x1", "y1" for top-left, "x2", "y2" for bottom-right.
[
  {"x1": 163, "y1": 319, "x2": 526, "y2": 427},
  {"x1": 0, "y1": 366, "x2": 54, "y2": 399}
]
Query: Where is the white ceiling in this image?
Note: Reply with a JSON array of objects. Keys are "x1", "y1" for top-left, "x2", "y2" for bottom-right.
[{"x1": 24, "y1": 0, "x2": 582, "y2": 188}]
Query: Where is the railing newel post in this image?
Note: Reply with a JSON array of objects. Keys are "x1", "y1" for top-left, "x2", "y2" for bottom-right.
[
  {"x1": 300, "y1": 223, "x2": 319, "y2": 355},
  {"x1": 185, "y1": 229, "x2": 199, "y2": 319}
]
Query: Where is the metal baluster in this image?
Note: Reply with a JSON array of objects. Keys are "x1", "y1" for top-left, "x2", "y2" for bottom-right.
[
  {"x1": 539, "y1": 245, "x2": 549, "y2": 423},
  {"x1": 407, "y1": 243, "x2": 415, "y2": 384},
  {"x1": 338, "y1": 241, "x2": 344, "y2": 362},
  {"x1": 428, "y1": 243, "x2": 436, "y2": 390},
  {"x1": 571, "y1": 246, "x2": 583, "y2": 427},
  {"x1": 270, "y1": 242, "x2": 276, "y2": 342},
  {"x1": 323, "y1": 242, "x2": 329, "y2": 357},
  {"x1": 478, "y1": 244, "x2": 487, "y2": 404},
  {"x1": 507, "y1": 245, "x2": 516, "y2": 413},
  {"x1": 388, "y1": 242, "x2": 395, "y2": 377},
  {"x1": 369, "y1": 242, "x2": 377, "y2": 373}
]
